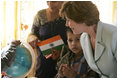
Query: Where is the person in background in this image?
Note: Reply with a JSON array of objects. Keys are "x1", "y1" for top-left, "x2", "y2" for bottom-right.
[
  {"x1": 59, "y1": 1, "x2": 117, "y2": 78},
  {"x1": 27, "y1": 1, "x2": 67, "y2": 77},
  {"x1": 56, "y1": 27, "x2": 99, "y2": 78}
]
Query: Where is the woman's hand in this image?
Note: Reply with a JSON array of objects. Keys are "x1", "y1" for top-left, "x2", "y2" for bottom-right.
[
  {"x1": 59, "y1": 64, "x2": 77, "y2": 78},
  {"x1": 27, "y1": 34, "x2": 39, "y2": 49}
]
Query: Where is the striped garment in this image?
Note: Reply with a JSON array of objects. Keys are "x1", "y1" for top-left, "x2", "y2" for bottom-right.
[
  {"x1": 37, "y1": 35, "x2": 64, "y2": 59},
  {"x1": 71, "y1": 56, "x2": 94, "y2": 77},
  {"x1": 56, "y1": 45, "x2": 99, "y2": 78}
]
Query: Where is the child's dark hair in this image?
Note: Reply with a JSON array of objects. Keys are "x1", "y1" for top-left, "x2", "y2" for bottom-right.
[{"x1": 66, "y1": 27, "x2": 73, "y2": 34}]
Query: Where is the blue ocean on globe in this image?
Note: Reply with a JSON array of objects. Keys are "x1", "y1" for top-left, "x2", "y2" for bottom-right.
[{"x1": 6, "y1": 45, "x2": 32, "y2": 77}]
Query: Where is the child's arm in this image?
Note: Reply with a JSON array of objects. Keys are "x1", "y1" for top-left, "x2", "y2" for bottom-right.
[
  {"x1": 59, "y1": 64, "x2": 77, "y2": 78},
  {"x1": 1, "y1": 40, "x2": 21, "y2": 72}
]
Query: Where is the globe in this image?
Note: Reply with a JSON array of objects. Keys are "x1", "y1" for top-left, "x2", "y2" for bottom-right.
[{"x1": 6, "y1": 42, "x2": 35, "y2": 78}]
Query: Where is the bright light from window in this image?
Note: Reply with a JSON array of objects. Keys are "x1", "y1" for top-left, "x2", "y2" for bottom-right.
[
  {"x1": 0, "y1": 1, "x2": 3, "y2": 49},
  {"x1": 93, "y1": 1, "x2": 114, "y2": 25},
  {"x1": 0, "y1": 1, "x2": 116, "y2": 49}
]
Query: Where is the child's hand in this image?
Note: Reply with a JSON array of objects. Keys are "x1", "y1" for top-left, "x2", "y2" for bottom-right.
[
  {"x1": 11, "y1": 40, "x2": 21, "y2": 46},
  {"x1": 61, "y1": 64, "x2": 77, "y2": 78},
  {"x1": 57, "y1": 64, "x2": 64, "y2": 77}
]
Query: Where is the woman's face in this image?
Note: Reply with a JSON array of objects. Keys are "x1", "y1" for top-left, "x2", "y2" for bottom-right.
[
  {"x1": 66, "y1": 17, "x2": 88, "y2": 34},
  {"x1": 67, "y1": 32, "x2": 82, "y2": 54},
  {"x1": 47, "y1": 1, "x2": 63, "y2": 11}
]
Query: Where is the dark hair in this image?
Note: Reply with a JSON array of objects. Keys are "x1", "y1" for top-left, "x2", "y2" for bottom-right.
[
  {"x1": 60, "y1": 1, "x2": 100, "y2": 26},
  {"x1": 66, "y1": 27, "x2": 73, "y2": 34}
]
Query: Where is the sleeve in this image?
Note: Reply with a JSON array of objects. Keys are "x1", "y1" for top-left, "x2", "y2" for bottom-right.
[
  {"x1": 31, "y1": 11, "x2": 41, "y2": 37},
  {"x1": 112, "y1": 30, "x2": 117, "y2": 61},
  {"x1": 1, "y1": 43, "x2": 17, "y2": 72},
  {"x1": 114, "y1": 45, "x2": 117, "y2": 61}
]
